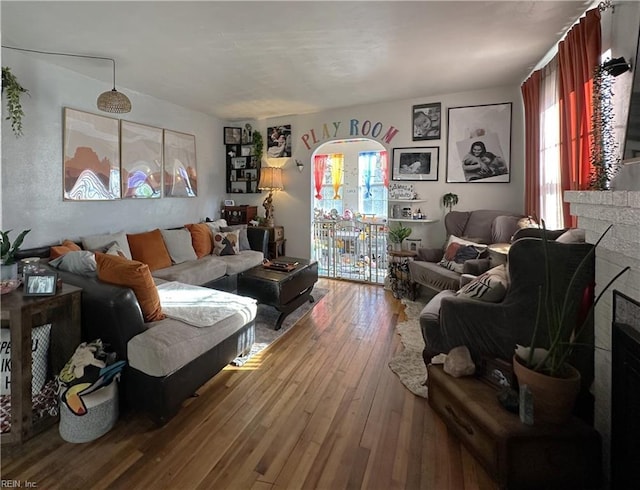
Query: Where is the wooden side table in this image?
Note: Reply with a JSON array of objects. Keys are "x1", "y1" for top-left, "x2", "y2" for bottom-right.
[
  {"x1": 0, "y1": 283, "x2": 81, "y2": 447},
  {"x1": 256, "y1": 225, "x2": 285, "y2": 260},
  {"x1": 428, "y1": 364, "x2": 601, "y2": 489},
  {"x1": 388, "y1": 250, "x2": 418, "y2": 300}
]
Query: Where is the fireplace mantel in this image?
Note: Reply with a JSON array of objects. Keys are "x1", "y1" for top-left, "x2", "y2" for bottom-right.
[{"x1": 565, "y1": 190, "x2": 640, "y2": 486}]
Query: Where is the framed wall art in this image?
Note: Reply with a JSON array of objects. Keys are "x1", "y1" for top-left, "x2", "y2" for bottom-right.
[
  {"x1": 392, "y1": 147, "x2": 439, "y2": 181},
  {"x1": 267, "y1": 125, "x2": 291, "y2": 158},
  {"x1": 224, "y1": 126, "x2": 242, "y2": 145},
  {"x1": 412, "y1": 102, "x2": 442, "y2": 141},
  {"x1": 163, "y1": 129, "x2": 197, "y2": 197},
  {"x1": 63, "y1": 107, "x2": 120, "y2": 200},
  {"x1": 120, "y1": 120, "x2": 163, "y2": 199},
  {"x1": 446, "y1": 102, "x2": 512, "y2": 183}
]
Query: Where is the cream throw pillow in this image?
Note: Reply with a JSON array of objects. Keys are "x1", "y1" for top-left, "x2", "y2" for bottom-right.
[{"x1": 457, "y1": 264, "x2": 509, "y2": 302}]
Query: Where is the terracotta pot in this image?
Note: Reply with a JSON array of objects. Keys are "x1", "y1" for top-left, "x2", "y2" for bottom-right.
[{"x1": 512, "y1": 355, "x2": 581, "y2": 425}]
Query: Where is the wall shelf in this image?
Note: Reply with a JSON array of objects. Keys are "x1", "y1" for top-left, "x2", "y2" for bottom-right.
[
  {"x1": 388, "y1": 218, "x2": 438, "y2": 223},
  {"x1": 388, "y1": 199, "x2": 428, "y2": 203}
]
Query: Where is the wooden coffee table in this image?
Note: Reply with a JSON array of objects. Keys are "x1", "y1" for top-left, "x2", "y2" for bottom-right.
[{"x1": 237, "y1": 257, "x2": 318, "y2": 330}]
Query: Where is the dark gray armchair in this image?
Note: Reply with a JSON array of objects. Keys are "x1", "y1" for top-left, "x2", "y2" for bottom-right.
[
  {"x1": 409, "y1": 209, "x2": 525, "y2": 294},
  {"x1": 419, "y1": 230, "x2": 595, "y2": 391}
]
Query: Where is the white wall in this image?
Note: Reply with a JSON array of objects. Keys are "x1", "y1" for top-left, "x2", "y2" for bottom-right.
[
  {"x1": 1, "y1": 51, "x2": 524, "y2": 255},
  {"x1": 1, "y1": 50, "x2": 226, "y2": 248},
  {"x1": 239, "y1": 86, "x2": 525, "y2": 258}
]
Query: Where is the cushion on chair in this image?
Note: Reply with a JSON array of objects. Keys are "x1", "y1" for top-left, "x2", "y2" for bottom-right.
[
  {"x1": 438, "y1": 235, "x2": 487, "y2": 273},
  {"x1": 457, "y1": 264, "x2": 509, "y2": 302}
]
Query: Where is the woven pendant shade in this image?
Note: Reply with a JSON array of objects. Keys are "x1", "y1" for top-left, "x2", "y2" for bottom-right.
[{"x1": 97, "y1": 88, "x2": 132, "y2": 113}]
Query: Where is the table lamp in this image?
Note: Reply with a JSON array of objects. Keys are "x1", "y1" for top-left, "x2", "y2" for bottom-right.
[{"x1": 258, "y1": 167, "x2": 283, "y2": 227}]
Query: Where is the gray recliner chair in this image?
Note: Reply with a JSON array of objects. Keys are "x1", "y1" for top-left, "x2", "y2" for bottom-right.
[
  {"x1": 419, "y1": 229, "x2": 595, "y2": 394},
  {"x1": 408, "y1": 209, "x2": 525, "y2": 294}
]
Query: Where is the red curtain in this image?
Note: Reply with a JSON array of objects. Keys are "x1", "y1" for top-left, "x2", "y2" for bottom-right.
[
  {"x1": 380, "y1": 150, "x2": 389, "y2": 188},
  {"x1": 557, "y1": 8, "x2": 601, "y2": 226},
  {"x1": 521, "y1": 70, "x2": 542, "y2": 219},
  {"x1": 313, "y1": 154, "x2": 328, "y2": 199}
]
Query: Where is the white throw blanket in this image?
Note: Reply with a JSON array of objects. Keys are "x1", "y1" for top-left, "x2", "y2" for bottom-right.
[{"x1": 156, "y1": 282, "x2": 257, "y2": 328}]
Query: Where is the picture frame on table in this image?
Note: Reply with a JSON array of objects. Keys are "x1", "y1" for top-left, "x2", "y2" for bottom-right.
[
  {"x1": 224, "y1": 126, "x2": 242, "y2": 145},
  {"x1": 224, "y1": 199, "x2": 235, "y2": 206},
  {"x1": 392, "y1": 147, "x2": 439, "y2": 181},
  {"x1": 446, "y1": 102, "x2": 512, "y2": 183},
  {"x1": 23, "y1": 272, "x2": 58, "y2": 297},
  {"x1": 412, "y1": 102, "x2": 442, "y2": 141}
]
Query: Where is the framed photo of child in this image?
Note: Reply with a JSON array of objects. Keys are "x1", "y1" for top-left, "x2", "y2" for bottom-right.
[{"x1": 412, "y1": 102, "x2": 441, "y2": 141}]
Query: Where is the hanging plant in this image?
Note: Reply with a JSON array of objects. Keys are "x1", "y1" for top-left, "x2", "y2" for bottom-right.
[
  {"x1": 589, "y1": 63, "x2": 620, "y2": 190},
  {"x1": 253, "y1": 130, "x2": 263, "y2": 165},
  {"x1": 1, "y1": 66, "x2": 29, "y2": 137},
  {"x1": 442, "y1": 192, "x2": 459, "y2": 213}
]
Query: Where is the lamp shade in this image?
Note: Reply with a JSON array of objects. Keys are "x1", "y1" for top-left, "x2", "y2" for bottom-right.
[
  {"x1": 97, "y1": 88, "x2": 132, "y2": 113},
  {"x1": 258, "y1": 167, "x2": 283, "y2": 191}
]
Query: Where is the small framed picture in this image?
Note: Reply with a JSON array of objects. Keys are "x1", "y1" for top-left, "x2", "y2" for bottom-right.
[
  {"x1": 392, "y1": 147, "x2": 439, "y2": 181},
  {"x1": 241, "y1": 145, "x2": 253, "y2": 157},
  {"x1": 23, "y1": 272, "x2": 58, "y2": 297},
  {"x1": 224, "y1": 199, "x2": 235, "y2": 206},
  {"x1": 412, "y1": 102, "x2": 442, "y2": 141},
  {"x1": 224, "y1": 127, "x2": 242, "y2": 145},
  {"x1": 231, "y1": 157, "x2": 247, "y2": 169}
]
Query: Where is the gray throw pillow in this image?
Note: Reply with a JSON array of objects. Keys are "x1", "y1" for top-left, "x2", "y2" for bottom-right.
[
  {"x1": 82, "y1": 231, "x2": 132, "y2": 259},
  {"x1": 221, "y1": 225, "x2": 250, "y2": 251},
  {"x1": 160, "y1": 228, "x2": 198, "y2": 264},
  {"x1": 49, "y1": 251, "x2": 97, "y2": 276}
]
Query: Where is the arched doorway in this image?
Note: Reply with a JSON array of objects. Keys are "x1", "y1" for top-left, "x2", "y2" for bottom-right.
[{"x1": 310, "y1": 138, "x2": 389, "y2": 284}]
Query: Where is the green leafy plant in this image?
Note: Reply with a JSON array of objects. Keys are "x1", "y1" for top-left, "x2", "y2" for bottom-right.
[
  {"x1": 388, "y1": 223, "x2": 412, "y2": 244},
  {"x1": 589, "y1": 63, "x2": 621, "y2": 190},
  {"x1": 1, "y1": 66, "x2": 29, "y2": 137},
  {"x1": 253, "y1": 130, "x2": 263, "y2": 165},
  {"x1": 1, "y1": 229, "x2": 31, "y2": 265},
  {"x1": 442, "y1": 192, "x2": 459, "y2": 213},
  {"x1": 517, "y1": 223, "x2": 629, "y2": 377}
]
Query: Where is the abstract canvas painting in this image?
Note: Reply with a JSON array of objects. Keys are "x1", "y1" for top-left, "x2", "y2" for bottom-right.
[
  {"x1": 163, "y1": 130, "x2": 197, "y2": 197},
  {"x1": 63, "y1": 108, "x2": 120, "y2": 200},
  {"x1": 121, "y1": 121, "x2": 163, "y2": 198}
]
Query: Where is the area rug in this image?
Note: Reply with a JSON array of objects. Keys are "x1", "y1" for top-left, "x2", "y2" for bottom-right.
[
  {"x1": 389, "y1": 297, "x2": 429, "y2": 398},
  {"x1": 232, "y1": 288, "x2": 328, "y2": 365}
]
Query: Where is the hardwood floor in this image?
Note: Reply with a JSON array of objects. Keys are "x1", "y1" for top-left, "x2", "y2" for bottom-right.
[{"x1": 1, "y1": 279, "x2": 497, "y2": 489}]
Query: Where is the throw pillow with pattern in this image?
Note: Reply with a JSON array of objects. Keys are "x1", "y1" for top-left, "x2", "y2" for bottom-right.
[{"x1": 212, "y1": 230, "x2": 240, "y2": 256}]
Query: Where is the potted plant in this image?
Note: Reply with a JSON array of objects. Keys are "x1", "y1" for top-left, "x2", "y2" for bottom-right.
[
  {"x1": 513, "y1": 224, "x2": 629, "y2": 423},
  {"x1": 442, "y1": 192, "x2": 459, "y2": 213},
  {"x1": 388, "y1": 223, "x2": 412, "y2": 251},
  {"x1": 1, "y1": 228, "x2": 31, "y2": 280},
  {"x1": 2, "y1": 66, "x2": 29, "y2": 137}
]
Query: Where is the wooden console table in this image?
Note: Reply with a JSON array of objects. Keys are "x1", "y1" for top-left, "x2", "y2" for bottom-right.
[
  {"x1": 0, "y1": 283, "x2": 81, "y2": 447},
  {"x1": 255, "y1": 225, "x2": 285, "y2": 260},
  {"x1": 428, "y1": 364, "x2": 601, "y2": 489}
]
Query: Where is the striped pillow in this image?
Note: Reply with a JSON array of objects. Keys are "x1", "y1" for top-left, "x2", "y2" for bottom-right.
[{"x1": 457, "y1": 265, "x2": 508, "y2": 302}]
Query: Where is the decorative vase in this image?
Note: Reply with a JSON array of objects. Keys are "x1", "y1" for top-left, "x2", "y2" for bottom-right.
[
  {"x1": 392, "y1": 242, "x2": 402, "y2": 252},
  {"x1": 513, "y1": 355, "x2": 581, "y2": 425},
  {"x1": 0, "y1": 262, "x2": 18, "y2": 281}
]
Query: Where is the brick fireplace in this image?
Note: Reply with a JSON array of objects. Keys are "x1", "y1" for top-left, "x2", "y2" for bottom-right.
[{"x1": 565, "y1": 190, "x2": 640, "y2": 485}]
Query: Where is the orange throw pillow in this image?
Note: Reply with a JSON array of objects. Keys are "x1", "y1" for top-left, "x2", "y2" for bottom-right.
[
  {"x1": 95, "y1": 252, "x2": 165, "y2": 322},
  {"x1": 50, "y1": 239, "x2": 82, "y2": 259},
  {"x1": 62, "y1": 240, "x2": 82, "y2": 251},
  {"x1": 185, "y1": 223, "x2": 213, "y2": 258},
  {"x1": 127, "y1": 229, "x2": 172, "y2": 271}
]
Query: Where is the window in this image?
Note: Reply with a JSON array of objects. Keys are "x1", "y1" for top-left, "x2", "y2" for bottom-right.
[{"x1": 358, "y1": 151, "x2": 388, "y2": 217}]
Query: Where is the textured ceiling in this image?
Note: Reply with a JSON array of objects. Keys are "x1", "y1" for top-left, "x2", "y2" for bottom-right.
[{"x1": 1, "y1": 1, "x2": 592, "y2": 121}]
